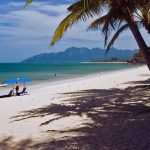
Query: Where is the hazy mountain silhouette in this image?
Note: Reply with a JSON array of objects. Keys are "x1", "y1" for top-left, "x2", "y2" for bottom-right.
[{"x1": 21, "y1": 47, "x2": 137, "y2": 63}]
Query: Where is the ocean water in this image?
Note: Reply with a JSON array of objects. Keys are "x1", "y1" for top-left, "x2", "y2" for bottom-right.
[{"x1": 0, "y1": 63, "x2": 139, "y2": 83}]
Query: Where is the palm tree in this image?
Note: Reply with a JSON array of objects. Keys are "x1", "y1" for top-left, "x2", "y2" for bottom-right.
[
  {"x1": 88, "y1": 1, "x2": 150, "y2": 50},
  {"x1": 50, "y1": 0, "x2": 150, "y2": 70}
]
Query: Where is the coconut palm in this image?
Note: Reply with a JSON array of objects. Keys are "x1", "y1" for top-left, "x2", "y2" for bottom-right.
[
  {"x1": 50, "y1": 0, "x2": 150, "y2": 70},
  {"x1": 137, "y1": 0, "x2": 150, "y2": 33},
  {"x1": 89, "y1": 0, "x2": 150, "y2": 51},
  {"x1": 26, "y1": 0, "x2": 150, "y2": 69}
]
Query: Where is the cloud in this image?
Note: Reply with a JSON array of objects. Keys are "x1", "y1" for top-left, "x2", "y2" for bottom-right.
[
  {"x1": 0, "y1": 1, "x2": 149, "y2": 62},
  {"x1": 0, "y1": 1, "x2": 102, "y2": 47},
  {"x1": 0, "y1": 2, "x2": 69, "y2": 40}
]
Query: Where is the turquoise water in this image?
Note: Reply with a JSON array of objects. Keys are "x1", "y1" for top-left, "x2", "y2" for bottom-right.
[{"x1": 0, "y1": 63, "x2": 139, "y2": 83}]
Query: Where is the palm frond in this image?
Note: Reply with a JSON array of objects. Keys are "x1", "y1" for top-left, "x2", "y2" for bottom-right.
[
  {"x1": 68, "y1": 0, "x2": 106, "y2": 15},
  {"x1": 138, "y1": 0, "x2": 150, "y2": 33},
  {"x1": 84, "y1": 0, "x2": 89, "y2": 10},
  {"x1": 50, "y1": 0, "x2": 149, "y2": 49},
  {"x1": 50, "y1": 0, "x2": 107, "y2": 46},
  {"x1": 88, "y1": 13, "x2": 112, "y2": 47},
  {"x1": 88, "y1": 7, "x2": 126, "y2": 49},
  {"x1": 102, "y1": 9, "x2": 120, "y2": 47},
  {"x1": 50, "y1": 10, "x2": 85, "y2": 46},
  {"x1": 25, "y1": 0, "x2": 32, "y2": 7},
  {"x1": 106, "y1": 24, "x2": 129, "y2": 54},
  {"x1": 88, "y1": 15, "x2": 107, "y2": 30}
]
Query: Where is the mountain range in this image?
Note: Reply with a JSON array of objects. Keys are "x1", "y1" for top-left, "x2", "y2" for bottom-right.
[{"x1": 21, "y1": 47, "x2": 137, "y2": 63}]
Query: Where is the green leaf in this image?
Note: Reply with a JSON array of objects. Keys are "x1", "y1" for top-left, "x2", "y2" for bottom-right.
[
  {"x1": 106, "y1": 24, "x2": 129, "y2": 54},
  {"x1": 25, "y1": 0, "x2": 32, "y2": 7},
  {"x1": 50, "y1": 10, "x2": 84, "y2": 46}
]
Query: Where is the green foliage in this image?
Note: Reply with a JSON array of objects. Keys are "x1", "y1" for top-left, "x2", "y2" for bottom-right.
[
  {"x1": 50, "y1": 0, "x2": 150, "y2": 49},
  {"x1": 25, "y1": 0, "x2": 150, "y2": 53},
  {"x1": 129, "y1": 51, "x2": 145, "y2": 64},
  {"x1": 138, "y1": 0, "x2": 150, "y2": 33},
  {"x1": 25, "y1": 0, "x2": 32, "y2": 7},
  {"x1": 51, "y1": 0, "x2": 103, "y2": 46},
  {"x1": 50, "y1": 10, "x2": 85, "y2": 46}
]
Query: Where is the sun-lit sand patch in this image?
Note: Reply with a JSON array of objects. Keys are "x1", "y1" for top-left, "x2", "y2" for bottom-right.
[{"x1": 0, "y1": 66, "x2": 149, "y2": 144}]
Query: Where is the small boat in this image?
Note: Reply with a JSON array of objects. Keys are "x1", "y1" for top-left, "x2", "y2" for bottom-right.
[{"x1": 0, "y1": 84, "x2": 8, "y2": 87}]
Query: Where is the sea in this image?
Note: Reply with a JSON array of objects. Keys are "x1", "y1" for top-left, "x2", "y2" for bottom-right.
[{"x1": 0, "y1": 63, "x2": 140, "y2": 84}]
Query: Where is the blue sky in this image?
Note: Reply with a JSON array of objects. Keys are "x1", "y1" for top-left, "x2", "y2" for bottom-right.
[{"x1": 0, "y1": 0, "x2": 149, "y2": 62}]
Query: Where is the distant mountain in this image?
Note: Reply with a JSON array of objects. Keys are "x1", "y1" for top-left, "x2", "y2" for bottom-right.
[{"x1": 21, "y1": 47, "x2": 137, "y2": 63}]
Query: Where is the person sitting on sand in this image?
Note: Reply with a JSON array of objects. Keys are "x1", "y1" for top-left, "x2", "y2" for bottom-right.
[{"x1": 15, "y1": 82, "x2": 19, "y2": 94}]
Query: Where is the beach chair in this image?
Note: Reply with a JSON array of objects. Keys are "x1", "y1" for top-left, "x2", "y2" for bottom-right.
[
  {"x1": 0, "y1": 90, "x2": 13, "y2": 98},
  {"x1": 17, "y1": 87, "x2": 28, "y2": 96}
]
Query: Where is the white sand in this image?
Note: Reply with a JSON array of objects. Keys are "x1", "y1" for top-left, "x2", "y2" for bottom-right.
[{"x1": 0, "y1": 65, "x2": 149, "y2": 143}]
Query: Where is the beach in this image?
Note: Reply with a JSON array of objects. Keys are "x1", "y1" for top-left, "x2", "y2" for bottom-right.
[{"x1": 0, "y1": 65, "x2": 150, "y2": 149}]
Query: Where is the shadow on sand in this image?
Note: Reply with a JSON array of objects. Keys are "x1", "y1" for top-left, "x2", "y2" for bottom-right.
[{"x1": 1, "y1": 78, "x2": 150, "y2": 150}]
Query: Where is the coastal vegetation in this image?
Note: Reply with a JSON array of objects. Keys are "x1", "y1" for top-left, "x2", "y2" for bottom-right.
[
  {"x1": 92, "y1": 57, "x2": 127, "y2": 63},
  {"x1": 129, "y1": 51, "x2": 146, "y2": 64}
]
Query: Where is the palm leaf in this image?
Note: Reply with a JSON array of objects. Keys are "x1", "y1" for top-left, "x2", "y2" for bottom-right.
[
  {"x1": 68, "y1": 0, "x2": 105, "y2": 15},
  {"x1": 84, "y1": 0, "x2": 89, "y2": 10},
  {"x1": 50, "y1": 10, "x2": 85, "y2": 46},
  {"x1": 50, "y1": 0, "x2": 106, "y2": 46},
  {"x1": 88, "y1": 8, "x2": 126, "y2": 49},
  {"x1": 138, "y1": 1, "x2": 150, "y2": 33},
  {"x1": 88, "y1": 12, "x2": 117, "y2": 47},
  {"x1": 50, "y1": 0, "x2": 149, "y2": 49},
  {"x1": 88, "y1": 15, "x2": 108, "y2": 30},
  {"x1": 25, "y1": 0, "x2": 32, "y2": 7},
  {"x1": 106, "y1": 24, "x2": 129, "y2": 54}
]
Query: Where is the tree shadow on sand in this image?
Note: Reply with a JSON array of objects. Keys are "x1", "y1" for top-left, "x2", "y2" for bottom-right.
[
  {"x1": 1, "y1": 78, "x2": 150, "y2": 150},
  {"x1": 0, "y1": 136, "x2": 32, "y2": 150}
]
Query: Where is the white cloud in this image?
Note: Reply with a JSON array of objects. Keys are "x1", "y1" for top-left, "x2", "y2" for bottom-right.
[
  {"x1": 0, "y1": 2, "x2": 103, "y2": 47},
  {"x1": 0, "y1": 3, "x2": 69, "y2": 39},
  {"x1": 0, "y1": 1, "x2": 149, "y2": 62}
]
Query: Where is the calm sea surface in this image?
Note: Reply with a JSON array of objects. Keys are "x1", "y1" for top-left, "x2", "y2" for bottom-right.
[{"x1": 0, "y1": 63, "x2": 139, "y2": 83}]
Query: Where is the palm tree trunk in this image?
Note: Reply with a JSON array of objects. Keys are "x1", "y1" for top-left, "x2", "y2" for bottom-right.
[{"x1": 125, "y1": 9, "x2": 150, "y2": 70}]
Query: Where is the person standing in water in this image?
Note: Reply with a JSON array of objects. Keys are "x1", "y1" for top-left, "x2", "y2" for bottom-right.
[{"x1": 100, "y1": 72, "x2": 103, "y2": 77}]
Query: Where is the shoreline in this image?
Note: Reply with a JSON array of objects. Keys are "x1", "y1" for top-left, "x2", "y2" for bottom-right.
[
  {"x1": 0, "y1": 65, "x2": 149, "y2": 145},
  {"x1": 29, "y1": 65, "x2": 141, "y2": 90},
  {"x1": 80, "y1": 61, "x2": 128, "y2": 63},
  {"x1": 0, "y1": 64, "x2": 142, "y2": 95}
]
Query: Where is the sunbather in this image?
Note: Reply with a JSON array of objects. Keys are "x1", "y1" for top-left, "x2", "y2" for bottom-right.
[
  {"x1": 0, "y1": 90, "x2": 13, "y2": 98},
  {"x1": 17, "y1": 87, "x2": 28, "y2": 96}
]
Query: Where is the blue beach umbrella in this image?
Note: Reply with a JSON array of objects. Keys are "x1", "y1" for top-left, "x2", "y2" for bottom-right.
[
  {"x1": 18, "y1": 78, "x2": 32, "y2": 87},
  {"x1": 4, "y1": 78, "x2": 31, "y2": 95},
  {"x1": 5, "y1": 78, "x2": 32, "y2": 86},
  {"x1": 4, "y1": 78, "x2": 20, "y2": 84},
  {"x1": 18, "y1": 78, "x2": 32, "y2": 83}
]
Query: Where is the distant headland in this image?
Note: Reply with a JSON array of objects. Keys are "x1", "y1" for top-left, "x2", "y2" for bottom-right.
[{"x1": 21, "y1": 47, "x2": 138, "y2": 63}]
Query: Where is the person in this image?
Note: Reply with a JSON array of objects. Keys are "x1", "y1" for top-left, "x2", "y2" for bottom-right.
[
  {"x1": 100, "y1": 72, "x2": 103, "y2": 77},
  {"x1": 15, "y1": 82, "x2": 19, "y2": 94}
]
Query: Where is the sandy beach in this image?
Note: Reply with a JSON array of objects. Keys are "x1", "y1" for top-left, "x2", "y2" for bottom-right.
[{"x1": 0, "y1": 65, "x2": 150, "y2": 150}]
